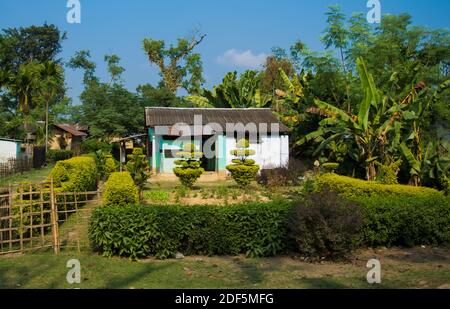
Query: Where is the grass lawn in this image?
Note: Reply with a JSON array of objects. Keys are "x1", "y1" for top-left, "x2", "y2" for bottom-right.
[
  {"x1": 0, "y1": 247, "x2": 449, "y2": 289},
  {"x1": 1, "y1": 173, "x2": 448, "y2": 289},
  {"x1": 0, "y1": 164, "x2": 54, "y2": 187},
  {"x1": 144, "y1": 178, "x2": 275, "y2": 205}
]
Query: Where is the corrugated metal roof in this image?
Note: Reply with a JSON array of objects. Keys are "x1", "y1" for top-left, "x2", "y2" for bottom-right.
[
  {"x1": 145, "y1": 108, "x2": 290, "y2": 133},
  {"x1": 0, "y1": 137, "x2": 22, "y2": 143},
  {"x1": 54, "y1": 124, "x2": 88, "y2": 137}
]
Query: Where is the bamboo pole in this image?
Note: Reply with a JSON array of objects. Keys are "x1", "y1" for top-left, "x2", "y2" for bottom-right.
[{"x1": 50, "y1": 178, "x2": 60, "y2": 254}]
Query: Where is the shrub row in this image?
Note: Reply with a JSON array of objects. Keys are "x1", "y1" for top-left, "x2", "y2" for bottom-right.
[
  {"x1": 89, "y1": 201, "x2": 291, "y2": 260},
  {"x1": 103, "y1": 172, "x2": 139, "y2": 207},
  {"x1": 46, "y1": 149, "x2": 73, "y2": 163},
  {"x1": 316, "y1": 173, "x2": 443, "y2": 198},
  {"x1": 89, "y1": 187, "x2": 450, "y2": 260},
  {"x1": 355, "y1": 195, "x2": 450, "y2": 247}
]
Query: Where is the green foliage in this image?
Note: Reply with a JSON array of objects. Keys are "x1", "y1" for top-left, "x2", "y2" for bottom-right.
[
  {"x1": 375, "y1": 159, "x2": 402, "y2": 184},
  {"x1": 126, "y1": 148, "x2": 150, "y2": 197},
  {"x1": 226, "y1": 139, "x2": 260, "y2": 187},
  {"x1": 46, "y1": 149, "x2": 73, "y2": 163},
  {"x1": 89, "y1": 201, "x2": 291, "y2": 260},
  {"x1": 103, "y1": 172, "x2": 139, "y2": 207},
  {"x1": 47, "y1": 156, "x2": 98, "y2": 192},
  {"x1": 68, "y1": 52, "x2": 146, "y2": 140},
  {"x1": 81, "y1": 139, "x2": 112, "y2": 154},
  {"x1": 93, "y1": 150, "x2": 108, "y2": 181},
  {"x1": 354, "y1": 195, "x2": 450, "y2": 247},
  {"x1": 142, "y1": 34, "x2": 206, "y2": 94},
  {"x1": 316, "y1": 173, "x2": 443, "y2": 199},
  {"x1": 286, "y1": 190, "x2": 363, "y2": 259},
  {"x1": 186, "y1": 70, "x2": 272, "y2": 108},
  {"x1": 104, "y1": 155, "x2": 117, "y2": 180},
  {"x1": 173, "y1": 143, "x2": 204, "y2": 189},
  {"x1": 143, "y1": 190, "x2": 169, "y2": 203},
  {"x1": 322, "y1": 162, "x2": 339, "y2": 173}
]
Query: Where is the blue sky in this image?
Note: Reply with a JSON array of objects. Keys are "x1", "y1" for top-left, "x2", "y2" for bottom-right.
[{"x1": 0, "y1": 0, "x2": 449, "y2": 105}]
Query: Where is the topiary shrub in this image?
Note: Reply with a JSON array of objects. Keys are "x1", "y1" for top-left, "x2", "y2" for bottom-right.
[
  {"x1": 126, "y1": 148, "x2": 150, "y2": 198},
  {"x1": 286, "y1": 189, "x2": 363, "y2": 260},
  {"x1": 47, "y1": 156, "x2": 98, "y2": 192},
  {"x1": 321, "y1": 162, "x2": 340, "y2": 173},
  {"x1": 103, "y1": 172, "x2": 139, "y2": 207},
  {"x1": 173, "y1": 143, "x2": 204, "y2": 189},
  {"x1": 226, "y1": 139, "x2": 259, "y2": 187}
]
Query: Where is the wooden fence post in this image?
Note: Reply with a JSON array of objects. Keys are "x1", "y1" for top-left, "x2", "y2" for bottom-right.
[{"x1": 50, "y1": 177, "x2": 60, "y2": 254}]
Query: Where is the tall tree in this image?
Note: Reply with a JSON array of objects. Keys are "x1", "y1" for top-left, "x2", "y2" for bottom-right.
[
  {"x1": 321, "y1": 5, "x2": 349, "y2": 73},
  {"x1": 39, "y1": 61, "x2": 64, "y2": 152},
  {"x1": 142, "y1": 33, "x2": 206, "y2": 94}
]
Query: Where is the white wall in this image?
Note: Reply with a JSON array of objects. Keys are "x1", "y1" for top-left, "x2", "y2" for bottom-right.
[
  {"x1": 225, "y1": 134, "x2": 289, "y2": 170},
  {"x1": 0, "y1": 140, "x2": 18, "y2": 163}
]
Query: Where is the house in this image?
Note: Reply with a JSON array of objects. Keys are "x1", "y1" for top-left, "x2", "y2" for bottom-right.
[
  {"x1": 0, "y1": 138, "x2": 23, "y2": 163},
  {"x1": 49, "y1": 124, "x2": 88, "y2": 155},
  {"x1": 145, "y1": 107, "x2": 290, "y2": 174}
]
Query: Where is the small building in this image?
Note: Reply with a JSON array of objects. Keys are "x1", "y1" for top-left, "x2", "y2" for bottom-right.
[
  {"x1": 145, "y1": 107, "x2": 290, "y2": 174},
  {"x1": 49, "y1": 124, "x2": 88, "y2": 155},
  {"x1": 0, "y1": 138, "x2": 23, "y2": 163}
]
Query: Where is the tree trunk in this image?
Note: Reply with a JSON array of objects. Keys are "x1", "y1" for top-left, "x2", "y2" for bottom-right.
[
  {"x1": 366, "y1": 163, "x2": 377, "y2": 181},
  {"x1": 45, "y1": 99, "x2": 49, "y2": 154}
]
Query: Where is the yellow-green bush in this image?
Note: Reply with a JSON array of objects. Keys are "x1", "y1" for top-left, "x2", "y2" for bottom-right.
[
  {"x1": 103, "y1": 172, "x2": 139, "y2": 207},
  {"x1": 316, "y1": 173, "x2": 443, "y2": 198},
  {"x1": 105, "y1": 155, "x2": 117, "y2": 180},
  {"x1": 47, "y1": 156, "x2": 98, "y2": 192}
]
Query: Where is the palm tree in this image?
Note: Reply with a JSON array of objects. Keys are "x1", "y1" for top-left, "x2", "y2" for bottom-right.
[
  {"x1": 3, "y1": 61, "x2": 43, "y2": 135},
  {"x1": 39, "y1": 61, "x2": 64, "y2": 152}
]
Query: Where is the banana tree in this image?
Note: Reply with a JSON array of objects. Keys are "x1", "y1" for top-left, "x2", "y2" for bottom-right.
[
  {"x1": 186, "y1": 70, "x2": 272, "y2": 108},
  {"x1": 298, "y1": 57, "x2": 406, "y2": 180},
  {"x1": 399, "y1": 79, "x2": 450, "y2": 185},
  {"x1": 400, "y1": 141, "x2": 450, "y2": 186}
]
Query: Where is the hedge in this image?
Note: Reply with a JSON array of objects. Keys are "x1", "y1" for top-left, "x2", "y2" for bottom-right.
[
  {"x1": 89, "y1": 201, "x2": 291, "y2": 259},
  {"x1": 47, "y1": 156, "x2": 98, "y2": 192},
  {"x1": 355, "y1": 195, "x2": 450, "y2": 247},
  {"x1": 46, "y1": 149, "x2": 73, "y2": 163},
  {"x1": 103, "y1": 172, "x2": 139, "y2": 207},
  {"x1": 316, "y1": 173, "x2": 443, "y2": 198}
]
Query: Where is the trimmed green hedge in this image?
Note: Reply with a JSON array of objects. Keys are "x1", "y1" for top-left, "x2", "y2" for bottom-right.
[
  {"x1": 47, "y1": 156, "x2": 97, "y2": 192},
  {"x1": 316, "y1": 173, "x2": 443, "y2": 198},
  {"x1": 355, "y1": 195, "x2": 450, "y2": 247},
  {"x1": 89, "y1": 202, "x2": 291, "y2": 259},
  {"x1": 103, "y1": 172, "x2": 139, "y2": 207},
  {"x1": 46, "y1": 149, "x2": 73, "y2": 163}
]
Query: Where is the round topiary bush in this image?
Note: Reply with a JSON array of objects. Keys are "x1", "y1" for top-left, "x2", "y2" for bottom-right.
[
  {"x1": 226, "y1": 138, "x2": 259, "y2": 187},
  {"x1": 173, "y1": 143, "x2": 204, "y2": 189}
]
